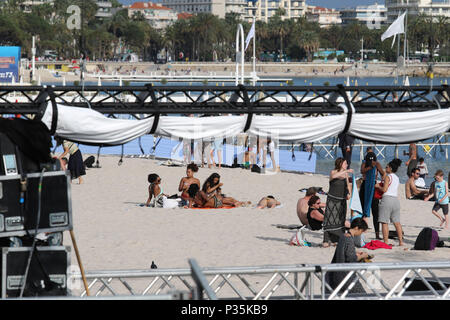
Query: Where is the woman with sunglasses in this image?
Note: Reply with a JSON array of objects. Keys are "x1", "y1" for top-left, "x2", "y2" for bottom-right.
[
  {"x1": 146, "y1": 173, "x2": 166, "y2": 207},
  {"x1": 307, "y1": 195, "x2": 325, "y2": 230}
]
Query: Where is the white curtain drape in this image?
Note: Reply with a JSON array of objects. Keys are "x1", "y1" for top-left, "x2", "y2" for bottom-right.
[
  {"x1": 348, "y1": 109, "x2": 450, "y2": 143},
  {"x1": 40, "y1": 102, "x2": 450, "y2": 145}
]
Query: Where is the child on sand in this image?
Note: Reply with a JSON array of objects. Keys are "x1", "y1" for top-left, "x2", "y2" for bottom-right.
[{"x1": 424, "y1": 170, "x2": 449, "y2": 229}]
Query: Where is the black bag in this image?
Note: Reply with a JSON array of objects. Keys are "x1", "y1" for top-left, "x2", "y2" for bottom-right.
[
  {"x1": 83, "y1": 155, "x2": 95, "y2": 168},
  {"x1": 414, "y1": 227, "x2": 440, "y2": 250},
  {"x1": 251, "y1": 164, "x2": 261, "y2": 173}
]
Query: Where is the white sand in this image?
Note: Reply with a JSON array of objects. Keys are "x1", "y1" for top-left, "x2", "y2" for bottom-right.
[{"x1": 65, "y1": 155, "x2": 450, "y2": 273}]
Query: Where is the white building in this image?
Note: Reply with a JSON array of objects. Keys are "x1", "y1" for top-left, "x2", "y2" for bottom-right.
[
  {"x1": 95, "y1": 1, "x2": 114, "y2": 19},
  {"x1": 127, "y1": 2, "x2": 179, "y2": 29},
  {"x1": 245, "y1": 0, "x2": 307, "y2": 23},
  {"x1": 305, "y1": 5, "x2": 341, "y2": 27},
  {"x1": 340, "y1": 3, "x2": 387, "y2": 29},
  {"x1": 386, "y1": 0, "x2": 450, "y2": 23},
  {"x1": 161, "y1": 0, "x2": 247, "y2": 19}
]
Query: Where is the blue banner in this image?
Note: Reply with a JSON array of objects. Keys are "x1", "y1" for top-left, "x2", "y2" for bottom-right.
[{"x1": 0, "y1": 46, "x2": 21, "y2": 83}]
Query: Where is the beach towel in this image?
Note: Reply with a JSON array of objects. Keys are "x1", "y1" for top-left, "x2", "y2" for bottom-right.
[
  {"x1": 350, "y1": 175, "x2": 363, "y2": 221},
  {"x1": 363, "y1": 167, "x2": 376, "y2": 217},
  {"x1": 189, "y1": 206, "x2": 235, "y2": 210},
  {"x1": 363, "y1": 240, "x2": 392, "y2": 250}
]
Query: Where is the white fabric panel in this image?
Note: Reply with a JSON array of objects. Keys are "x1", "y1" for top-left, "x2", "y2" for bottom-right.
[
  {"x1": 349, "y1": 109, "x2": 450, "y2": 143},
  {"x1": 41, "y1": 103, "x2": 154, "y2": 145},
  {"x1": 155, "y1": 115, "x2": 246, "y2": 140},
  {"x1": 40, "y1": 103, "x2": 450, "y2": 145},
  {"x1": 249, "y1": 114, "x2": 347, "y2": 142}
]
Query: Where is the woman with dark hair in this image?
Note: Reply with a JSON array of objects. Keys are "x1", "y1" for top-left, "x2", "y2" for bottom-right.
[
  {"x1": 375, "y1": 158, "x2": 404, "y2": 246},
  {"x1": 145, "y1": 173, "x2": 166, "y2": 207},
  {"x1": 185, "y1": 184, "x2": 206, "y2": 208},
  {"x1": 306, "y1": 195, "x2": 324, "y2": 230},
  {"x1": 202, "y1": 173, "x2": 249, "y2": 207},
  {"x1": 359, "y1": 151, "x2": 385, "y2": 239},
  {"x1": 178, "y1": 163, "x2": 200, "y2": 206},
  {"x1": 326, "y1": 218, "x2": 369, "y2": 294},
  {"x1": 322, "y1": 158, "x2": 353, "y2": 248}
]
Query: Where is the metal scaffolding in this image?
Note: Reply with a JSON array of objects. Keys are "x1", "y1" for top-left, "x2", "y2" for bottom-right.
[
  {"x1": 61, "y1": 259, "x2": 450, "y2": 300},
  {"x1": 0, "y1": 85, "x2": 449, "y2": 116}
]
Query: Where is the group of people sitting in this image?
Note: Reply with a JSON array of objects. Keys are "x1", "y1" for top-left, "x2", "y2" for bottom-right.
[{"x1": 145, "y1": 163, "x2": 281, "y2": 209}]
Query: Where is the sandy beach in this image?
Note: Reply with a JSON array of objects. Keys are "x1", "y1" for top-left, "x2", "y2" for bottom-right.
[
  {"x1": 20, "y1": 61, "x2": 450, "y2": 85},
  {"x1": 66, "y1": 155, "x2": 450, "y2": 274}
]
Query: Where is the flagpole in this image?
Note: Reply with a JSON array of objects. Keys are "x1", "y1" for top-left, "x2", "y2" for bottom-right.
[
  {"x1": 404, "y1": 9, "x2": 408, "y2": 67},
  {"x1": 252, "y1": 15, "x2": 256, "y2": 86}
]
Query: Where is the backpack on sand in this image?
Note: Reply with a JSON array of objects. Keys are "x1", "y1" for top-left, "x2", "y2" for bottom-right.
[
  {"x1": 414, "y1": 227, "x2": 442, "y2": 250},
  {"x1": 83, "y1": 155, "x2": 95, "y2": 168}
]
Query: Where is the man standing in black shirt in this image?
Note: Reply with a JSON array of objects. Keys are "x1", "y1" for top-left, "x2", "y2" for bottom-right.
[{"x1": 338, "y1": 133, "x2": 355, "y2": 168}]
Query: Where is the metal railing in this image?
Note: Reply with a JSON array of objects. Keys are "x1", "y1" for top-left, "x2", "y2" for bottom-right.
[{"x1": 73, "y1": 260, "x2": 450, "y2": 300}]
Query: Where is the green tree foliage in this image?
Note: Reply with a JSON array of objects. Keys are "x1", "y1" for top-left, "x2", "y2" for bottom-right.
[{"x1": 0, "y1": 3, "x2": 448, "y2": 63}]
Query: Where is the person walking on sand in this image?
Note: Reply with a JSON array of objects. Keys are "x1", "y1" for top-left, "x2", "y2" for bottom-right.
[
  {"x1": 375, "y1": 159, "x2": 404, "y2": 246},
  {"x1": 424, "y1": 170, "x2": 449, "y2": 229},
  {"x1": 322, "y1": 158, "x2": 353, "y2": 248}
]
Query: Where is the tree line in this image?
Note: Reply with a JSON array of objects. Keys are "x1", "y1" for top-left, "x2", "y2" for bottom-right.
[{"x1": 0, "y1": 0, "x2": 448, "y2": 62}]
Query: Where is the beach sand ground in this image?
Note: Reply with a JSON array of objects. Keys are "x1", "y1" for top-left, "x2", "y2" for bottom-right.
[{"x1": 66, "y1": 155, "x2": 450, "y2": 274}]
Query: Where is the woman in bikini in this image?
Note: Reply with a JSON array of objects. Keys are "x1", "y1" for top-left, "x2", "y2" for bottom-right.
[
  {"x1": 145, "y1": 173, "x2": 166, "y2": 207},
  {"x1": 178, "y1": 163, "x2": 200, "y2": 206},
  {"x1": 202, "y1": 173, "x2": 250, "y2": 207},
  {"x1": 256, "y1": 196, "x2": 281, "y2": 209}
]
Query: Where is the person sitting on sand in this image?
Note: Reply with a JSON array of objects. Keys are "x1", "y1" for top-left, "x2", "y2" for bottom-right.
[
  {"x1": 256, "y1": 196, "x2": 281, "y2": 209},
  {"x1": 297, "y1": 187, "x2": 325, "y2": 225},
  {"x1": 146, "y1": 174, "x2": 166, "y2": 207},
  {"x1": 202, "y1": 173, "x2": 250, "y2": 207},
  {"x1": 306, "y1": 195, "x2": 325, "y2": 230},
  {"x1": 178, "y1": 163, "x2": 200, "y2": 206},
  {"x1": 185, "y1": 184, "x2": 206, "y2": 208},
  {"x1": 405, "y1": 168, "x2": 429, "y2": 200}
]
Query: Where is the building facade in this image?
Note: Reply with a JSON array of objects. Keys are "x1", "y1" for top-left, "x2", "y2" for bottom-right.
[
  {"x1": 127, "y1": 2, "x2": 179, "y2": 29},
  {"x1": 340, "y1": 3, "x2": 387, "y2": 29},
  {"x1": 386, "y1": 0, "x2": 450, "y2": 23},
  {"x1": 95, "y1": 1, "x2": 114, "y2": 19},
  {"x1": 161, "y1": 0, "x2": 247, "y2": 19},
  {"x1": 305, "y1": 5, "x2": 341, "y2": 27},
  {"x1": 245, "y1": 0, "x2": 307, "y2": 23}
]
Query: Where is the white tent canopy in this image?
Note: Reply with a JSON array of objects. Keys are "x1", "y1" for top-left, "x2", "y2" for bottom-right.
[{"x1": 40, "y1": 103, "x2": 450, "y2": 146}]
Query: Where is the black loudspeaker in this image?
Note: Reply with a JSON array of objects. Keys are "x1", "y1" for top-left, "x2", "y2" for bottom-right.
[
  {"x1": 0, "y1": 171, "x2": 73, "y2": 238},
  {"x1": 1, "y1": 246, "x2": 70, "y2": 298},
  {"x1": 0, "y1": 133, "x2": 40, "y2": 176}
]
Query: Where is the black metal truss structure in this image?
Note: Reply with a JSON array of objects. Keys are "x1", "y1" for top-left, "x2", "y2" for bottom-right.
[{"x1": 0, "y1": 84, "x2": 449, "y2": 117}]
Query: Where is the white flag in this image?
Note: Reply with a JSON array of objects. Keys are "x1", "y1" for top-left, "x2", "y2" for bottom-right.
[
  {"x1": 381, "y1": 12, "x2": 406, "y2": 43},
  {"x1": 245, "y1": 21, "x2": 255, "y2": 51}
]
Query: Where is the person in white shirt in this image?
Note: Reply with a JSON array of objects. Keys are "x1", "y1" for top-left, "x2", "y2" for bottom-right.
[
  {"x1": 375, "y1": 158, "x2": 403, "y2": 246},
  {"x1": 417, "y1": 157, "x2": 428, "y2": 179}
]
